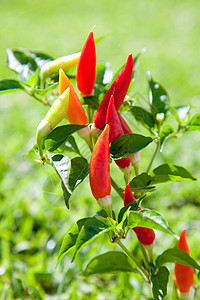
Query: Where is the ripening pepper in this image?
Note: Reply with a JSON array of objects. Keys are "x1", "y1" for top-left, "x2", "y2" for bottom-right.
[
  {"x1": 59, "y1": 69, "x2": 91, "y2": 146},
  {"x1": 36, "y1": 87, "x2": 70, "y2": 161},
  {"x1": 174, "y1": 230, "x2": 194, "y2": 298},
  {"x1": 76, "y1": 31, "x2": 96, "y2": 96},
  {"x1": 40, "y1": 52, "x2": 80, "y2": 83},
  {"x1": 89, "y1": 124, "x2": 112, "y2": 214},
  {"x1": 124, "y1": 184, "x2": 155, "y2": 246},
  {"x1": 106, "y1": 96, "x2": 131, "y2": 173},
  {"x1": 118, "y1": 113, "x2": 140, "y2": 175},
  {"x1": 93, "y1": 53, "x2": 134, "y2": 131}
]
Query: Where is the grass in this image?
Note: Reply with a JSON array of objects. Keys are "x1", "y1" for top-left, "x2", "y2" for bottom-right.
[{"x1": 0, "y1": 0, "x2": 200, "y2": 298}]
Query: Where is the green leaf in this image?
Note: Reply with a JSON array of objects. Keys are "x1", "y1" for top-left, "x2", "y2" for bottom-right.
[
  {"x1": 187, "y1": 113, "x2": 200, "y2": 130},
  {"x1": 56, "y1": 135, "x2": 80, "y2": 154},
  {"x1": 110, "y1": 133, "x2": 154, "y2": 159},
  {"x1": 83, "y1": 251, "x2": 137, "y2": 275},
  {"x1": 7, "y1": 48, "x2": 38, "y2": 82},
  {"x1": 35, "y1": 82, "x2": 58, "y2": 95},
  {"x1": 171, "y1": 105, "x2": 190, "y2": 123},
  {"x1": 156, "y1": 249, "x2": 200, "y2": 270},
  {"x1": 51, "y1": 155, "x2": 89, "y2": 208},
  {"x1": 28, "y1": 50, "x2": 53, "y2": 67},
  {"x1": 56, "y1": 218, "x2": 89, "y2": 267},
  {"x1": 127, "y1": 209, "x2": 175, "y2": 236},
  {"x1": 0, "y1": 79, "x2": 25, "y2": 94},
  {"x1": 129, "y1": 173, "x2": 155, "y2": 193},
  {"x1": 45, "y1": 124, "x2": 87, "y2": 152},
  {"x1": 73, "y1": 217, "x2": 115, "y2": 260},
  {"x1": 82, "y1": 95, "x2": 99, "y2": 109},
  {"x1": 147, "y1": 71, "x2": 170, "y2": 116},
  {"x1": 160, "y1": 125, "x2": 174, "y2": 151},
  {"x1": 151, "y1": 164, "x2": 197, "y2": 183},
  {"x1": 130, "y1": 106, "x2": 155, "y2": 129},
  {"x1": 26, "y1": 69, "x2": 40, "y2": 88},
  {"x1": 151, "y1": 266, "x2": 169, "y2": 300},
  {"x1": 118, "y1": 201, "x2": 139, "y2": 223}
]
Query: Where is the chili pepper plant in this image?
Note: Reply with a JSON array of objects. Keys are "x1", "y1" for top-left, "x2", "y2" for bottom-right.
[{"x1": 1, "y1": 31, "x2": 200, "y2": 299}]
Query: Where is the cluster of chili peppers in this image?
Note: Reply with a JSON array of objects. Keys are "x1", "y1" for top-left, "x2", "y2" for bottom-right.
[{"x1": 36, "y1": 30, "x2": 195, "y2": 296}]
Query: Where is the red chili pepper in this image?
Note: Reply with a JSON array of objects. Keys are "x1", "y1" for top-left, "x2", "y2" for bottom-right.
[
  {"x1": 76, "y1": 31, "x2": 96, "y2": 96},
  {"x1": 174, "y1": 230, "x2": 194, "y2": 296},
  {"x1": 93, "y1": 54, "x2": 133, "y2": 130},
  {"x1": 124, "y1": 185, "x2": 155, "y2": 246},
  {"x1": 89, "y1": 124, "x2": 112, "y2": 213},
  {"x1": 59, "y1": 69, "x2": 88, "y2": 125},
  {"x1": 106, "y1": 96, "x2": 131, "y2": 171}
]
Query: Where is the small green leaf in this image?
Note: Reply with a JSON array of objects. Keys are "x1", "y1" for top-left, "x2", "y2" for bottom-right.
[
  {"x1": 151, "y1": 266, "x2": 169, "y2": 300},
  {"x1": 130, "y1": 106, "x2": 155, "y2": 129},
  {"x1": 110, "y1": 133, "x2": 154, "y2": 159},
  {"x1": 83, "y1": 251, "x2": 137, "y2": 275},
  {"x1": 129, "y1": 173, "x2": 152, "y2": 189},
  {"x1": 56, "y1": 218, "x2": 89, "y2": 267},
  {"x1": 187, "y1": 113, "x2": 200, "y2": 130},
  {"x1": 56, "y1": 136, "x2": 80, "y2": 154},
  {"x1": 156, "y1": 249, "x2": 200, "y2": 270},
  {"x1": 160, "y1": 125, "x2": 174, "y2": 151},
  {"x1": 82, "y1": 95, "x2": 99, "y2": 109},
  {"x1": 171, "y1": 105, "x2": 190, "y2": 123},
  {"x1": 151, "y1": 164, "x2": 197, "y2": 183},
  {"x1": 0, "y1": 79, "x2": 25, "y2": 94},
  {"x1": 118, "y1": 201, "x2": 139, "y2": 223},
  {"x1": 7, "y1": 48, "x2": 38, "y2": 82},
  {"x1": 35, "y1": 82, "x2": 59, "y2": 95},
  {"x1": 147, "y1": 71, "x2": 170, "y2": 116},
  {"x1": 26, "y1": 69, "x2": 40, "y2": 87},
  {"x1": 51, "y1": 155, "x2": 89, "y2": 208},
  {"x1": 45, "y1": 124, "x2": 87, "y2": 152},
  {"x1": 73, "y1": 217, "x2": 115, "y2": 260},
  {"x1": 127, "y1": 209, "x2": 175, "y2": 236}
]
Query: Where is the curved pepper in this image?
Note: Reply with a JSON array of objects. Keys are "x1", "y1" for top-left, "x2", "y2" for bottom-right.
[
  {"x1": 106, "y1": 96, "x2": 131, "y2": 173},
  {"x1": 36, "y1": 87, "x2": 70, "y2": 161},
  {"x1": 124, "y1": 184, "x2": 155, "y2": 246},
  {"x1": 118, "y1": 113, "x2": 140, "y2": 175},
  {"x1": 40, "y1": 52, "x2": 80, "y2": 82},
  {"x1": 93, "y1": 53, "x2": 133, "y2": 130},
  {"x1": 89, "y1": 124, "x2": 112, "y2": 214},
  {"x1": 175, "y1": 230, "x2": 194, "y2": 297},
  {"x1": 76, "y1": 31, "x2": 96, "y2": 96}
]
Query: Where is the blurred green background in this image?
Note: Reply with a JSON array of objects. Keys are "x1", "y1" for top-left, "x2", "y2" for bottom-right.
[{"x1": 0, "y1": 0, "x2": 200, "y2": 299}]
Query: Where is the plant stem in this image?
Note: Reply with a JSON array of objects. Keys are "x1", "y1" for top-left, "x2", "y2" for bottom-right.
[
  {"x1": 110, "y1": 177, "x2": 124, "y2": 200},
  {"x1": 146, "y1": 139, "x2": 160, "y2": 173},
  {"x1": 117, "y1": 240, "x2": 149, "y2": 281},
  {"x1": 87, "y1": 106, "x2": 93, "y2": 123}
]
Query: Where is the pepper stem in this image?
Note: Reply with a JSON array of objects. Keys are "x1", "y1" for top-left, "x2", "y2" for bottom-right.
[{"x1": 117, "y1": 240, "x2": 149, "y2": 281}]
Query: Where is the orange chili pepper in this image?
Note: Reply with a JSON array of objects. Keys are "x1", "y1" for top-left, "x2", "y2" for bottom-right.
[
  {"x1": 59, "y1": 69, "x2": 88, "y2": 125},
  {"x1": 174, "y1": 230, "x2": 194, "y2": 297}
]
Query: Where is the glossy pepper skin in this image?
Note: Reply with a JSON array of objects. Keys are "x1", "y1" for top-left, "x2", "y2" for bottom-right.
[
  {"x1": 59, "y1": 69, "x2": 88, "y2": 125},
  {"x1": 36, "y1": 87, "x2": 70, "y2": 161},
  {"x1": 89, "y1": 124, "x2": 112, "y2": 213},
  {"x1": 175, "y1": 230, "x2": 194, "y2": 297},
  {"x1": 76, "y1": 31, "x2": 96, "y2": 96},
  {"x1": 124, "y1": 184, "x2": 155, "y2": 246},
  {"x1": 40, "y1": 52, "x2": 80, "y2": 82},
  {"x1": 106, "y1": 96, "x2": 131, "y2": 171},
  {"x1": 93, "y1": 54, "x2": 133, "y2": 130}
]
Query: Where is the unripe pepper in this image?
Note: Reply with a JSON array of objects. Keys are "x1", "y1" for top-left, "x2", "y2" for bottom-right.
[
  {"x1": 89, "y1": 124, "x2": 112, "y2": 215},
  {"x1": 106, "y1": 96, "x2": 131, "y2": 173},
  {"x1": 76, "y1": 31, "x2": 96, "y2": 96},
  {"x1": 59, "y1": 69, "x2": 91, "y2": 146},
  {"x1": 40, "y1": 52, "x2": 80, "y2": 83},
  {"x1": 174, "y1": 230, "x2": 194, "y2": 298},
  {"x1": 124, "y1": 184, "x2": 155, "y2": 246},
  {"x1": 118, "y1": 113, "x2": 140, "y2": 176},
  {"x1": 36, "y1": 87, "x2": 70, "y2": 161},
  {"x1": 93, "y1": 54, "x2": 133, "y2": 130}
]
